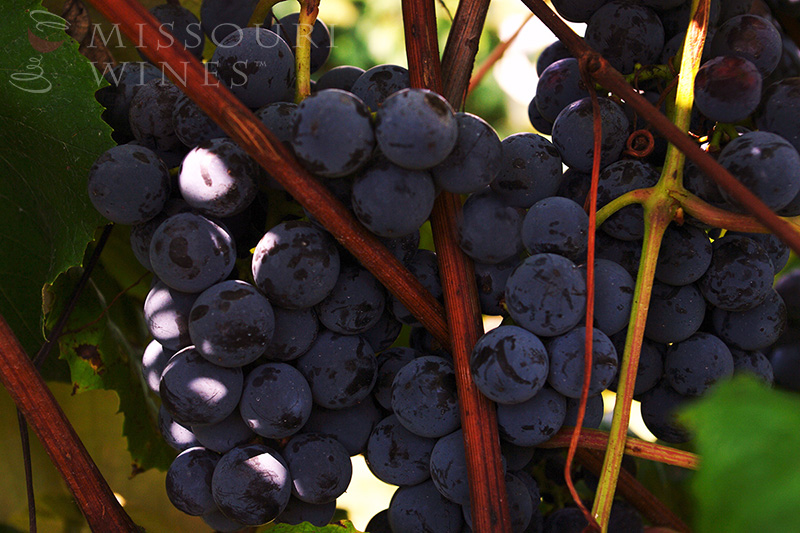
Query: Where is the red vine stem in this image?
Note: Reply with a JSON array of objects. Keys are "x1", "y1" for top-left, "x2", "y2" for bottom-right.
[
  {"x1": 440, "y1": 0, "x2": 491, "y2": 107},
  {"x1": 541, "y1": 428, "x2": 700, "y2": 470},
  {"x1": 520, "y1": 0, "x2": 800, "y2": 254},
  {"x1": 87, "y1": 0, "x2": 452, "y2": 350},
  {"x1": 0, "y1": 316, "x2": 138, "y2": 531},
  {"x1": 577, "y1": 448, "x2": 691, "y2": 533},
  {"x1": 402, "y1": 0, "x2": 512, "y2": 531}
]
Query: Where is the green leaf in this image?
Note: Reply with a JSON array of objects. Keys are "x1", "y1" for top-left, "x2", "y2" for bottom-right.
[
  {"x1": 0, "y1": 0, "x2": 113, "y2": 357},
  {"x1": 261, "y1": 520, "x2": 363, "y2": 533},
  {"x1": 45, "y1": 268, "x2": 174, "y2": 472},
  {"x1": 679, "y1": 376, "x2": 800, "y2": 533}
]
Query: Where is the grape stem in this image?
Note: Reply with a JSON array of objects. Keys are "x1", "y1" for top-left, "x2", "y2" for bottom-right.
[
  {"x1": 294, "y1": 0, "x2": 319, "y2": 102},
  {"x1": 541, "y1": 427, "x2": 700, "y2": 470}
]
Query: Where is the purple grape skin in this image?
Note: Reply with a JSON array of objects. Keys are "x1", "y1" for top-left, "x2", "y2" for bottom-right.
[
  {"x1": 172, "y1": 91, "x2": 226, "y2": 149},
  {"x1": 496, "y1": 387, "x2": 567, "y2": 446},
  {"x1": 143, "y1": 280, "x2": 198, "y2": 351},
  {"x1": 655, "y1": 224, "x2": 713, "y2": 286},
  {"x1": 128, "y1": 79, "x2": 186, "y2": 167},
  {"x1": 380, "y1": 230, "x2": 420, "y2": 265},
  {"x1": 375, "y1": 88, "x2": 459, "y2": 170},
  {"x1": 535, "y1": 58, "x2": 590, "y2": 122},
  {"x1": 188, "y1": 280, "x2": 275, "y2": 368},
  {"x1": 283, "y1": 433, "x2": 352, "y2": 504},
  {"x1": 582, "y1": 259, "x2": 634, "y2": 337},
  {"x1": 160, "y1": 346, "x2": 243, "y2": 426},
  {"x1": 315, "y1": 65, "x2": 366, "y2": 92},
  {"x1": 300, "y1": 398, "x2": 382, "y2": 456},
  {"x1": 564, "y1": 394, "x2": 605, "y2": 429},
  {"x1": 470, "y1": 325, "x2": 549, "y2": 405},
  {"x1": 698, "y1": 235, "x2": 774, "y2": 312},
  {"x1": 584, "y1": 1, "x2": 665, "y2": 75},
  {"x1": 141, "y1": 340, "x2": 175, "y2": 394},
  {"x1": 165, "y1": 446, "x2": 219, "y2": 516},
  {"x1": 272, "y1": 13, "x2": 331, "y2": 74},
  {"x1": 551, "y1": 97, "x2": 630, "y2": 173},
  {"x1": 200, "y1": 0, "x2": 258, "y2": 44},
  {"x1": 211, "y1": 443, "x2": 292, "y2": 526},
  {"x1": 201, "y1": 507, "x2": 246, "y2": 532},
  {"x1": 373, "y1": 347, "x2": 420, "y2": 410},
  {"x1": 429, "y1": 429, "x2": 470, "y2": 504},
  {"x1": 88, "y1": 144, "x2": 171, "y2": 225},
  {"x1": 254, "y1": 101, "x2": 297, "y2": 147},
  {"x1": 263, "y1": 307, "x2": 320, "y2": 362},
  {"x1": 365, "y1": 509, "x2": 392, "y2": 533},
  {"x1": 291, "y1": 89, "x2": 375, "y2": 178},
  {"x1": 536, "y1": 40, "x2": 573, "y2": 74},
  {"x1": 731, "y1": 348, "x2": 774, "y2": 384},
  {"x1": 158, "y1": 404, "x2": 200, "y2": 451},
  {"x1": 664, "y1": 332, "x2": 734, "y2": 396},
  {"x1": 275, "y1": 496, "x2": 336, "y2": 527},
  {"x1": 365, "y1": 414, "x2": 437, "y2": 486},
  {"x1": 361, "y1": 310, "x2": 403, "y2": 352},
  {"x1": 712, "y1": 288, "x2": 787, "y2": 351},
  {"x1": 315, "y1": 264, "x2": 385, "y2": 335},
  {"x1": 432, "y1": 112, "x2": 503, "y2": 195},
  {"x1": 528, "y1": 96, "x2": 553, "y2": 135},
  {"x1": 98, "y1": 62, "x2": 162, "y2": 141},
  {"x1": 596, "y1": 159, "x2": 660, "y2": 241},
  {"x1": 458, "y1": 189, "x2": 524, "y2": 264},
  {"x1": 549, "y1": 0, "x2": 610, "y2": 22},
  {"x1": 178, "y1": 138, "x2": 258, "y2": 218},
  {"x1": 716, "y1": 131, "x2": 800, "y2": 212},
  {"x1": 644, "y1": 282, "x2": 706, "y2": 344},
  {"x1": 694, "y1": 56, "x2": 762, "y2": 123},
  {"x1": 522, "y1": 196, "x2": 589, "y2": 262},
  {"x1": 609, "y1": 330, "x2": 663, "y2": 398},
  {"x1": 639, "y1": 379, "x2": 691, "y2": 443},
  {"x1": 756, "y1": 78, "x2": 800, "y2": 155},
  {"x1": 389, "y1": 250, "x2": 442, "y2": 325},
  {"x1": 239, "y1": 362, "x2": 312, "y2": 439},
  {"x1": 296, "y1": 330, "x2": 377, "y2": 409},
  {"x1": 350, "y1": 64, "x2": 410, "y2": 111},
  {"x1": 474, "y1": 259, "x2": 517, "y2": 316},
  {"x1": 191, "y1": 410, "x2": 255, "y2": 454},
  {"x1": 547, "y1": 327, "x2": 618, "y2": 398},
  {"x1": 352, "y1": 159, "x2": 436, "y2": 238},
  {"x1": 210, "y1": 28, "x2": 295, "y2": 109},
  {"x1": 505, "y1": 254, "x2": 587, "y2": 337},
  {"x1": 491, "y1": 132, "x2": 563, "y2": 209},
  {"x1": 463, "y1": 472, "x2": 532, "y2": 532},
  {"x1": 501, "y1": 441, "x2": 535, "y2": 471},
  {"x1": 391, "y1": 356, "x2": 460, "y2": 438},
  {"x1": 389, "y1": 480, "x2": 464, "y2": 533},
  {"x1": 149, "y1": 4, "x2": 204, "y2": 60},
  {"x1": 770, "y1": 344, "x2": 800, "y2": 391},
  {"x1": 710, "y1": 14, "x2": 782, "y2": 77},
  {"x1": 251, "y1": 220, "x2": 340, "y2": 309},
  {"x1": 149, "y1": 212, "x2": 236, "y2": 294}
]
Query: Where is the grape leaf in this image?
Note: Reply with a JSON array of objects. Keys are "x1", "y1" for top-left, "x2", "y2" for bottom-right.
[
  {"x1": 0, "y1": 0, "x2": 112, "y2": 357},
  {"x1": 261, "y1": 520, "x2": 363, "y2": 533},
  {"x1": 679, "y1": 376, "x2": 800, "y2": 533},
  {"x1": 45, "y1": 268, "x2": 174, "y2": 472}
]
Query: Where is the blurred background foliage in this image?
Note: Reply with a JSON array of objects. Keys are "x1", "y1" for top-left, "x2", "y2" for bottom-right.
[{"x1": 7, "y1": 0, "x2": 570, "y2": 531}]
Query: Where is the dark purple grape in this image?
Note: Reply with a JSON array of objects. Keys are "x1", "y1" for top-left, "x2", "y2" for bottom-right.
[
  {"x1": 275, "y1": 496, "x2": 336, "y2": 527},
  {"x1": 188, "y1": 280, "x2": 274, "y2": 367},
  {"x1": 191, "y1": 410, "x2": 256, "y2": 454},
  {"x1": 523, "y1": 196, "x2": 588, "y2": 262},
  {"x1": 351, "y1": 159, "x2": 435, "y2": 238},
  {"x1": 159, "y1": 404, "x2": 200, "y2": 451},
  {"x1": 211, "y1": 443, "x2": 292, "y2": 526},
  {"x1": 756, "y1": 77, "x2": 800, "y2": 155},
  {"x1": 210, "y1": 28, "x2": 295, "y2": 108},
  {"x1": 88, "y1": 144, "x2": 170, "y2": 225},
  {"x1": 178, "y1": 138, "x2": 258, "y2": 217},
  {"x1": 239, "y1": 362, "x2": 312, "y2": 439},
  {"x1": 547, "y1": 327, "x2": 618, "y2": 398},
  {"x1": 389, "y1": 250, "x2": 442, "y2": 325},
  {"x1": 350, "y1": 64, "x2": 410, "y2": 110},
  {"x1": 172, "y1": 92, "x2": 226, "y2": 148},
  {"x1": 644, "y1": 282, "x2": 706, "y2": 344},
  {"x1": 272, "y1": 13, "x2": 331, "y2": 73},
  {"x1": 655, "y1": 224, "x2": 712, "y2": 286},
  {"x1": 712, "y1": 288, "x2": 787, "y2": 351},
  {"x1": 291, "y1": 89, "x2": 375, "y2": 177},
  {"x1": 597, "y1": 160, "x2": 660, "y2": 241},
  {"x1": 361, "y1": 310, "x2": 403, "y2": 352},
  {"x1": 470, "y1": 325, "x2": 549, "y2": 405},
  {"x1": 550, "y1": 0, "x2": 610, "y2": 22},
  {"x1": 141, "y1": 340, "x2": 175, "y2": 394},
  {"x1": 263, "y1": 307, "x2": 320, "y2": 362},
  {"x1": 373, "y1": 347, "x2": 421, "y2": 410},
  {"x1": 254, "y1": 101, "x2": 297, "y2": 145},
  {"x1": 731, "y1": 348, "x2": 774, "y2": 384},
  {"x1": 200, "y1": 0, "x2": 258, "y2": 44},
  {"x1": 528, "y1": 96, "x2": 554, "y2": 135},
  {"x1": 474, "y1": 258, "x2": 517, "y2": 316},
  {"x1": 694, "y1": 55, "x2": 762, "y2": 123},
  {"x1": 389, "y1": 480, "x2": 464, "y2": 533},
  {"x1": 496, "y1": 387, "x2": 567, "y2": 446},
  {"x1": 429, "y1": 429, "x2": 470, "y2": 504},
  {"x1": 710, "y1": 14, "x2": 782, "y2": 77},
  {"x1": 160, "y1": 346, "x2": 243, "y2": 426},
  {"x1": 375, "y1": 88, "x2": 459, "y2": 170},
  {"x1": 581, "y1": 259, "x2": 634, "y2": 337},
  {"x1": 251, "y1": 220, "x2": 340, "y2": 309},
  {"x1": 144, "y1": 280, "x2": 198, "y2": 351},
  {"x1": 300, "y1": 398, "x2": 382, "y2": 456},
  {"x1": 149, "y1": 4, "x2": 204, "y2": 60},
  {"x1": 664, "y1": 332, "x2": 734, "y2": 396},
  {"x1": 296, "y1": 330, "x2": 377, "y2": 409},
  {"x1": 563, "y1": 394, "x2": 605, "y2": 429},
  {"x1": 283, "y1": 433, "x2": 352, "y2": 504},
  {"x1": 315, "y1": 65, "x2": 366, "y2": 92},
  {"x1": 491, "y1": 133, "x2": 563, "y2": 209},
  {"x1": 128, "y1": 79, "x2": 186, "y2": 167},
  {"x1": 365, "y1": 414, "x2": 436, "y2": 486},
  {"x1": 391, "y1": 356, "x2": 460, "y2": 438},
  {"x1": 639, "y1": 379, "x2": 691, "y2": 443},
  {"x1": 315, "y1": 264, "x2": 385, "y2": 334},
  {"x1": 149, "y1": 212, "x2": 236, "y2": 294},
  {"x1": 458, "y1": 189, "x2": 524, "y2": 264},
  {"x1": 535, "y1": 58, "x2": 590, "y2": 122},
  {"x1": 432, "y1": 112, "x2": 503, "y2": 194},
  {"x1": 166, "y1": 446, "x2": 219, "y2": 516}
]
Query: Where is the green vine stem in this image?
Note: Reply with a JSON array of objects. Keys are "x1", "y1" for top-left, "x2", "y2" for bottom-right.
[
  {"x1": 591, "y1": 1, "x2": 710, "y2": 528},
  {"x1": 294, "y1": 0, "x2": 319, "y2": 102},
  {"x1": 540, "y1": 427, "x2": 700, "y2": 470}
]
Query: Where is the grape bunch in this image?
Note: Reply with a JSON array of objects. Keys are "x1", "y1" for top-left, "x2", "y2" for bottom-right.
[{"x1": 87, "y1": 0, "x2": 800, "y2": 531}]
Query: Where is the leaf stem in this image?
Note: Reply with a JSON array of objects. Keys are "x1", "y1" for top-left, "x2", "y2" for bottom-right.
[{"x1": 294, "y1": 0, "x2": 319, "y2": 102}]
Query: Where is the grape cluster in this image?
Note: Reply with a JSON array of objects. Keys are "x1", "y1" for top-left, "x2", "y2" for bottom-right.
[{"x1": 87, "y1": 0, "x2": 800, "y2": 531}]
